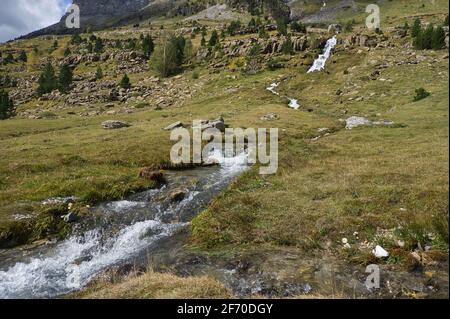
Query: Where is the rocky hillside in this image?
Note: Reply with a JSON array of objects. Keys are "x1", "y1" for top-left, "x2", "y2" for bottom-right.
[{"x1": 22, "y1": 0, "x2": 354, "y2": 38}]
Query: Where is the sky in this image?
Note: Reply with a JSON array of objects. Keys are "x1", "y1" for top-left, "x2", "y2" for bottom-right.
[{"x1": 0, "y1": 0, "x2": 71, "y2": 43}]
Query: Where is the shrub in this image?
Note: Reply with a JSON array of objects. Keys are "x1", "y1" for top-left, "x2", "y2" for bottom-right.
[
  {"x1": 291, "y1": 21, "x2": 306, "y2": 33},
  {"x1": 227, "y1": 20, "x2": 241, "y2": 35},
  {"x1": 70, "y1": 34, "x2": 83, "y2": 45},
  {"x1": 266, "y1": 58, "x2": 285, "y2": 71},
  {"x1": 281, "y1": 35, "x2": 293, "y2": 54},
  {"x1": 258, "y1": 27, "x2": 269, "y2": 39},
  {"x1": 95, "y1": 66, "x2": 103, "y2": 80},
  {"x1": 119, "y1": 74, "x2": 131, "y2": 89},
  {"x1": 0, "y1": 90, "x2": 14, "y2": 120},
  {"x1": 64, "y1": 47, "x2": 71, "y2": 57},
  {"x1": 183, "y1": 38, "x2": 194, "y2": 62},
  {"x1": 86, "y1": 42, "x2": 93, "y2": 53},
  {"x1": 94, "y1": 38, "x2": 103, "y2": 53},
  {"x1": 18, "y1": 51, "x2": 27, "y2": 62},
  {"x1": 413, "y1": 87, "x2": 430, "y2": 101},
  {"x1": 277, "y1": 19, "x2": 287, "y2": 36},
  {"x1": 3, "y1": 53, "x2": 14, "y2": 64}
]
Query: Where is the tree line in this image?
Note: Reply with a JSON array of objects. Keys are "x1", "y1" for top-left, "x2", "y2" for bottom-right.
[{"x1": 411, "y1": 16, "x2": 447, "y2": 50}]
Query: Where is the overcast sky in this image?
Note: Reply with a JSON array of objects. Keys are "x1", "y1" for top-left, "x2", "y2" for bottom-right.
[{"x1": 0, "y1": 0, "x2": 71, "y2": 43}]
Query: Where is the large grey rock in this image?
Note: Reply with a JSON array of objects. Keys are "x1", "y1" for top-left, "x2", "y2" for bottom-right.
[
  {"x1": 101, "y1": 120, "x2": 130, "y2": 129},
  {"x1": 328, "y1": 24, "x2": 342, "y2": 34},
  {"x1": 164, "y1": 121, "x2": 184, "y2": 130}
]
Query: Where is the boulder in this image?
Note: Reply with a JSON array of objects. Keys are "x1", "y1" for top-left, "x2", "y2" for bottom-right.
[
  {"x1": 138, "y1": 168, "x2": 165, "y2": 183},
  {"x1": 169, "y1": 189, "x2": 188, "y2": 202},
  {"x1": 164, "y1": 121, "x2": 184, "y2": 130},
  {"x1": 328, "y1": 24, "x2": 342, "y2": 34},
  {"x1": 101, "y1": 120, "x2": 130, "y2": 129},
  {"x1": 260, "y1": 113, "x2": 279, "y2": 121}
]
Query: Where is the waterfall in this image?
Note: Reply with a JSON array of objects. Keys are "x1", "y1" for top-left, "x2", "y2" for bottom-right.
[{"x1": 307, "y1": 36, "x2": 337, "y2": 73}]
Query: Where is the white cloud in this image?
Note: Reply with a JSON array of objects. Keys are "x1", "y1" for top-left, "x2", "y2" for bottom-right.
[{"x1": 0, "y1": 0, "x2": 71, "y2": 42}]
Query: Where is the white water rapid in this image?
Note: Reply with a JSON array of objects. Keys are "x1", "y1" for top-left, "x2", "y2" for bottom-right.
[
  {"x1": 0, "y1": 153, "x2": 248, "y2": 299},
  {"x1": 307, "y1": 36, "x2": 337, "y2": 73}
]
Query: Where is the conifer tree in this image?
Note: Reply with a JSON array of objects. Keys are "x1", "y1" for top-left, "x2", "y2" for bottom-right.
[
  {"x1": 412, "y1": 18, "x2": 421, "y2": 37},
  {"x1": 18, "y1": 51, "x2": 27, "y2": 62},
  {"x1": 95, "y1": 66, "x2": 103, "y2": 80},
  {"x1": 0, "y1": 90, "x2": 14, "y2": 120},
  {"x1": 37, "y1": 62, "x2": 57, "y2": 96},
  {"x1": 142, "y1": 35, "x2": 154, "y2": 58},
  {"x1": 432, "y1": 26, "x2": 446, "y2": 50},
  {"x1": 119, "y1": 74, "x2": 131, "y2": 89},
  {"x1": 208, "y1": 30, "x2": 219, "y2": 47},
  {"x1": 58, "y1": 64, "x2": 73, "y2": 93}
]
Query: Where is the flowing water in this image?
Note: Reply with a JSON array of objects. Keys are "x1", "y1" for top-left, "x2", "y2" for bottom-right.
[
  {"x1": 0, "y1": 151, "x2": 249, "y2": 299},
  {"x1": 307, "y1": 36, "x2": 337, "y2": 73},
  {"x1": 266, "y1": 82, "x2": 299, "y2": 110},
  {"x1": 266, "y1": 36, "x2": 336, "y2": 109}
]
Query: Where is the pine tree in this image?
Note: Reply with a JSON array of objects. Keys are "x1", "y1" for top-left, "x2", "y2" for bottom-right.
[
  {"x1": 277, "y1": 19, "x2": 287, "y2": 36},
  {"x1": 256, "y1": 17, "x2": 262, "y2": 27},
  {"x1": 209, "y1": 30, "x2": 219, "y2": 47},
  {"x1": 281, "y1": 35, "x2": 293, "y2": 54},
  {"x1": 258, "y1": 27, "x2": 269, "y2": 39},
  {"x1": 150, "y1": 34, "x2": 182, "y2": 77},
  {"x1": 432, "y1": 26, "x2": 446, "y2": 50},
  {"x1": 4, "y1": 53, "x2": 14, "y2": 64},
  {"x1": 58, "y1": 64, "x2": 73, "y2": 93},
  {"x1": 142, "y1": 35, "x2": 154, "y2": 58},
  {"x1": 201, "y1": 35, "x2": 206, "y2": 47},
  {"x1": 94, "y1": 38, "x2": 103, "y2": 53},
  {"x1": 403, "y1": 21, "x2": 409, "y2": 31},
  {"x1": 291, "y1": 21, "x2": 306, "y2": 33},
  {"x1": 127, "y1": 39, "x2": 137, "y2": 50},
  {"x1": 183, "y1": 38, "x2": 194, "y2": 63},
  {"x1": 422, "y1": 24, "x2": 434, "y2": 49},
  {"x1": 87, "y1": 42, "x2": 93, "y2": 53},
  {"x1": 245, "y1": 42, "x2": 261, "y2": 74},
  {"x1": 64, "y1": 47, "x2": 71, "y2": 57},
  {"x1": 412, "y1": 18, "x2": 421, "y2": 37},
  {"x1": 37, "y1": 62, "x2": 57, "y2": 96},
  {"x1": 70, "y1": 34, "x2": 83, "y2": 45},
  {"x1": 95, "y1": 66, "x2": 103, "y2": 80},
  {"x1": 227, "y1": 20, "x2": 241, "y2": 35},
  {"x1": 0, "y1": 90, "x2": 14, "y2": 120},
  {"x1": 119, "y1": 74, "x2": 131, "y2": 89},
  {"x1": 18, "y1": 51, "x2": 27, "y2": 62}
]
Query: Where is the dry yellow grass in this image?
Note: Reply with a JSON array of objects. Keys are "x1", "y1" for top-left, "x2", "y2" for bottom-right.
[{"x1": 73, "y1": 271, "x2": 231, "y2": 299}]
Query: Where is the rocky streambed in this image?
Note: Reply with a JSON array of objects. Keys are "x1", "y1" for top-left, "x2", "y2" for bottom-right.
[{"x1": 0, "y1": 152, "x2": 249, "y2": 298}]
